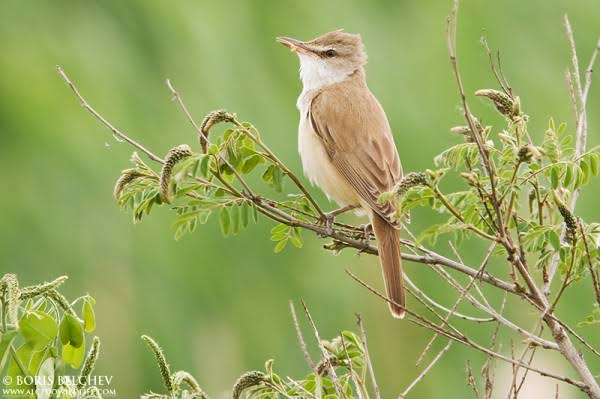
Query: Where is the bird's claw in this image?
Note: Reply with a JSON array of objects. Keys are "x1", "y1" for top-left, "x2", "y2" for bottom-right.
[
  {"x1": 317, "y1": 212, "x2": 335, "y2": 236},
  {"x1": 360, "y1": 223, "x2": 373, "y2": 243}
]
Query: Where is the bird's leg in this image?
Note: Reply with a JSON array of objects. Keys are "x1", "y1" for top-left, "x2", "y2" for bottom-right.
[
  {"x1": 359, "y1": 223, "x2": 373, "y2": 244},
  {"x1": 317, "y1": 205, "x2": 358, "y2": 235}
]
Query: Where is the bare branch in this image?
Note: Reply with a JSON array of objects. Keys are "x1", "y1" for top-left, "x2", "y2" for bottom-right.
[
  {"x1": 56, "y1": 66, "x2": 164, "y2": 164},
  {"x1": 399, "y1": 340, "x2": 452, "y2": 398},
  {"x1": 300, "y1": 300, "x2": 343, "y2": 397},
  {"x1": 289, "y1": 300, "x2": 314, "y2": 370},
  {"x1": 356, "y1": 314, "x2": 381, "y2": 399},
  {"x1": 345, "y1": 269, "x2": 588, "y2": 391}
]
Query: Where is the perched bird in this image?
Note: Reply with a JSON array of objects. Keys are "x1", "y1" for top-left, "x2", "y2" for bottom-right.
[{"x1": 278, "y1": 30, "x2": 405, "y2": 318}]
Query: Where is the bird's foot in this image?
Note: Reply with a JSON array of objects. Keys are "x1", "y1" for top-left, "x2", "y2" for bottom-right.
[
  {"x1": 359, "y1": 223, "x2": 373, "y2": 244},
  {"x1": 317, "y1": 212, "x2": 335, "y2": 236}
]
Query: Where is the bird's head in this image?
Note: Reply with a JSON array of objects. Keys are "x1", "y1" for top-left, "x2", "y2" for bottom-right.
[{"x1": 277, "y1": 30, "x2": 367, "y2": 90}]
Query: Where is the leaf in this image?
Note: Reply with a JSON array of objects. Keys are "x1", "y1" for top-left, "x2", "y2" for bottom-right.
[
  {"x1": 20, "y1": 311, "x2": 58, "y2": 350},
  {"x1": 241, "y1": 154, "x2": 262, "y2": 174},
  {"x1": 590, "y1": 153, "x2": 599, "y2": 176},
  {"x1": 62, "y1": 338, "x2": 85, "y2": 369},
  {"x1": 6, "y1": 344, "x2": 35, "y2": 398},
  {"x1": 231, "y1": 205, "x2": 240, "y2": 235},
  {"x1": 220, "y1": 207, "x2": 230, "y2": 236},
  {"x1": 82, "y1": 298, "x2": 96, "y2": 333},
  {"x1": 547, "y1": 230, "x2": 560, "y2": 251},
  {"x1": 241, "y1": 202, "x2": 249, "y2": 228},
  {"x1": 273, "y1": 239, "x2": 288, "y2": 254},
  {"x1": 563, "y1": 164, "x2": 573, "y2": 187},
  {"x1": 251, "y1": 203, "x2": 259, "y2": 223},
  {"x1": 199, "y1": 155, "x2": 210, "y2": 177},
  {"x1": 0, "y1": 330, "x2": 18, "y2": 373},
  {"x1": 270, "y1": 224, "x2": 288, "y2": 234},
  {"x1": 59, "y1": 313, "x2": 84, "y2": 349},
  {"x1": 289, "y1": 228, "x2": 303, "y2": 248},
  {"x1": 580, "y1": 159, "x2": 590, "y2": 185},
  {"x1": 272, "y1": 167, "x2": 283, "y2": 192},
  {"x1": 550, "y1": 166, "x2": 559, "y2": 189}
]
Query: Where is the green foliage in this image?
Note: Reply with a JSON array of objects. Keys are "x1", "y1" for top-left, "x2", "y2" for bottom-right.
[
  {"x1": 0, "y1": 274, "x2": 101, "y2": 399},
  {"x1": 392, "y1": 89, "x2": 600, "y2": 283},
  {"x1": 142, "y1": 330, "x2": 370, "y2": 399},
  {"x1": 112, "y1": 118, "x2": 316, "y2": 251},
  {"x1": 270, "y1": 224, "x2": 303, "y2": 253}
]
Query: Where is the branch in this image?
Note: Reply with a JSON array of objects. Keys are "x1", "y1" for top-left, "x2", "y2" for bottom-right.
[
  {"x1": 356, "y1": 314, "x2": 381, "y2": 399},
  {"x1": 544, "y1": 23, "x2": 600, "y2": 296},
  {"x1": 345, "y1": 269, "x2": 588, "y2": 392}
]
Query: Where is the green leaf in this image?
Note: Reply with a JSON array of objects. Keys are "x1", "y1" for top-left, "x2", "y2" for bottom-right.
[
  {"x1": 231, "y1": 205, "x2": 240, "y2": 235},
  {"x1": 272, "y1": 167, "x2": 283, "y2": 192},
  {"x1": 6, "y1": 344, "x2": 35, "y2": 398},
  {"x1": 62, "y1": 337, "x2": 85, "y2": 369},
  {"x1": 590, "y1": 153, "x2": 599, "y2": 176},
  {"x1": 82, "y1": 298, "x2": 96, "y2": 333},
  {"x1": 563, "y1": 164, "x2": 573, "y2": 187},
  {"x1": 580, "y1": 159, "x2": 590, "y2": 184},
  {"x1": 241, "y1": 202, "x2": 249, "y2": 228},
  {"x1": 220, "y1": 207, "x2": 230, "y2": 236},
  {"x1": 261, "y1": 165, "x2": 274, "y2": 183},
  {"x1": 273, "y1": 239, "x2": 288, "y2": 254},
  {"x1": 20, "y1": 311, "x2": 58, "y2": 350},
  {"x1": 270, "y1": 224, "x2": 288, "y2": 234},
  {"x1": 0, "y1": 330, "x2": 18, "y2": 373},
  {"x1": 199, "y1": 155, "x2": 210, "y2": 177},
  {"x1": 289, "y1": 227, "x2": 303, "y2": 248},
  {"x1": 251, "y1": 203, "x2": 259, "y2": 223},
  {"x1": 270, "y1": 232, "x2": 287, "y2": 241},
  {"x1": 548, "y1": 230, "x2": 560, "y2": 251},
  {"x1": 550, "y1": 166, "x2": 559, "y2": 189},
  {"x1": 59, "y1": 313, "x2": 84, "y2": 349},
  {"x1": 241, "y1": 154, "x2": 262, "y2": 174}
]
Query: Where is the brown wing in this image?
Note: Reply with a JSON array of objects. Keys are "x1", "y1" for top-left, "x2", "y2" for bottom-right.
[{"x1": 309, "y1": 81, "x2": 402, "y2": 224}]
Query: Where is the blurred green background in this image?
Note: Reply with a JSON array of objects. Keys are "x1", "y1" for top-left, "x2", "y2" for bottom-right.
[{"x1": 1, "y1": 0, "x2": 599, "y2": 397}]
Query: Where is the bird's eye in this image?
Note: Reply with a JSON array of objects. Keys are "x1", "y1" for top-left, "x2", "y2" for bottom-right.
[{"x1": 324, "y1": 49, "x2": 337, "y2": 58}]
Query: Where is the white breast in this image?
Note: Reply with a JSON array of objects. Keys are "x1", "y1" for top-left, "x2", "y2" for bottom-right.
[{"x1": 297, "y1": 94, "x2": 361, "y2": 209}]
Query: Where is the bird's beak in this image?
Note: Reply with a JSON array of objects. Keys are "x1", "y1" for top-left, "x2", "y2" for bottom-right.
[{"x1": 276, "y1": 36, "x2": 312, "y2": 54}]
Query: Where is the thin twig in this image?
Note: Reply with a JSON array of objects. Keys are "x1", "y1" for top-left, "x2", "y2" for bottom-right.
[
  {"x1": 57, "y1": 66, "x2": 164, "y2": 164},
  {"x1": 356, "y1": 314, "x2": 381, "y2": 399},
  {"x1": 300, "y1": 300, "x2": 344, "y2": 397},
  {"x1": 399, "y1": 340, "x2": 452, "y2": 398},
  {"x1": 289, "y1": 300, "x2": 315, "y2": 370},
  {"x1": 345, "y1": 269, "x2": 587, "y2": 391}
]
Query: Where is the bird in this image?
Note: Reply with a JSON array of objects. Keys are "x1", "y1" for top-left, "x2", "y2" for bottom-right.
[{"x1": 277, "y1": 30, "x2": 406, "y2": 318}]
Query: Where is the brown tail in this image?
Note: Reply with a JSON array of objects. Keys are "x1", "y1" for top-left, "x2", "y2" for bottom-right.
[{"x1": 371, "y1": 213, "x2": 405, "y2": 318}]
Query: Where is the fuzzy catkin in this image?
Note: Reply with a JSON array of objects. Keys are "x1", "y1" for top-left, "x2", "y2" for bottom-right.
[
  {"x1": 475, "y1": 89, "x2": 516, "y2": 119},
  {"x1": 199, "y1": 110, "x2": 235, "y2": 152},
  {"x1": 1, "y1": 274, "x2": 19, "y2": 327},
  {"x1": 19, "y1": 275, "x2": 68, "y2": 300},
  {"x1": 159, "y1": 145, "x2": 193, "y2": 204},
  {"x1": 142, "y1": 335, "x2": 174, "y2": 394},
  {"x1": 394, "y1": 172, "x2": 428, "y2": 197},
  {"x1": 232, "y1": 371, "x2": 265, "y2": 399},
  {"x1": 77, "y1": 336, "x2": 101, "y2": 389},
  {"x1": 113, "y1": 169, "x2": 147, "y2": 200}
]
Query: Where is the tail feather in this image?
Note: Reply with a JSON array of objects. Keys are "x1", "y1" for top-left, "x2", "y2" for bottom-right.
[{"x1": 371, "y1": 213, "x2": 405, "y2": 318}]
